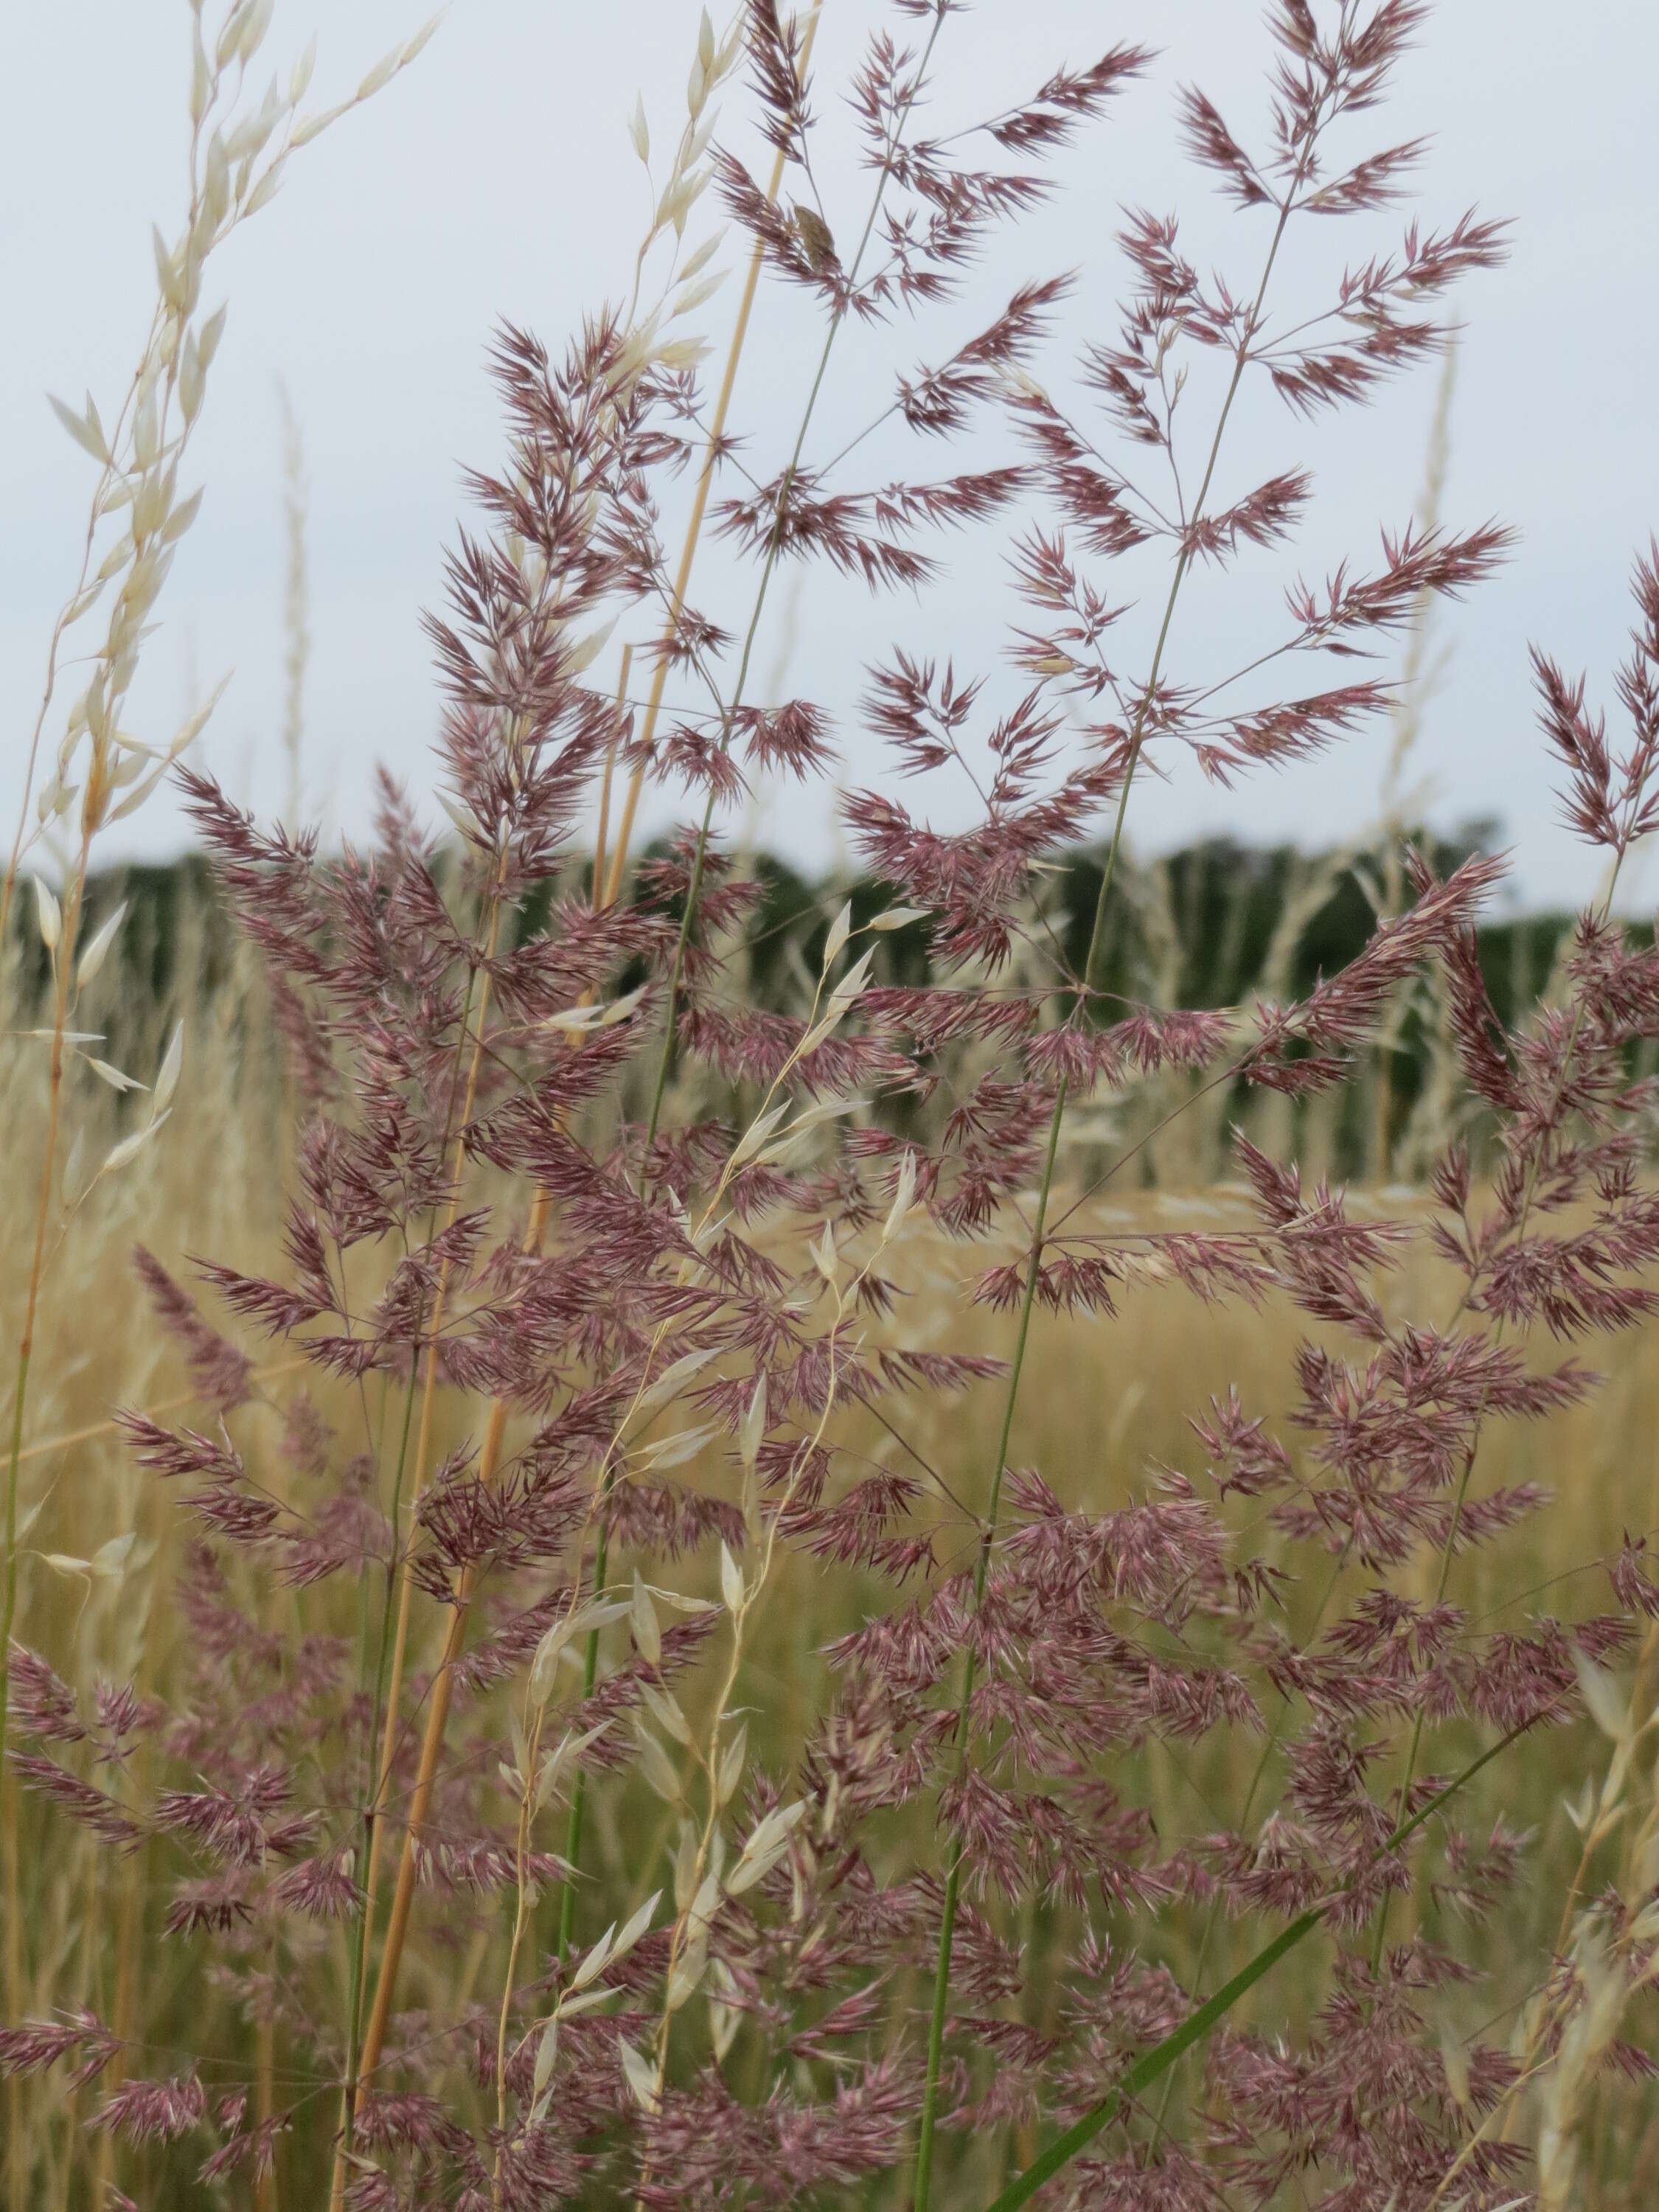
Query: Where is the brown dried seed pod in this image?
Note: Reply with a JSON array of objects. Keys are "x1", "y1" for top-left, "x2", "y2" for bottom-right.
[{"x1": 790, "y1": 200, "x2": 837, "y2": 274}]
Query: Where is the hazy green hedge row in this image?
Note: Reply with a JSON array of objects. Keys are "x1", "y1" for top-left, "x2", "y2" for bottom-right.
[{"x1": 7, "y1": 825, "x2": 1589, "y2": 1183}]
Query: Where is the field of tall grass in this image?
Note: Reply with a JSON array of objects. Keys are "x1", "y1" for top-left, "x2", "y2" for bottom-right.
[
  {"x1": 10, "y1": 849, "x2": 1659, "y2": 2208},
  {"x1": 6, "y1": 4, "x2": 1659, "y2": 2210}
]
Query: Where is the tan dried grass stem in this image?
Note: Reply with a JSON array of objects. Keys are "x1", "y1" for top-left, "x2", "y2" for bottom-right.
[
  {"x1": 359, "y1": 942, "x2": 499, "y2": 1854},
  {"x1": 3, "y1": 1767, "x2": 21, "y2": 2212},
  {"x1": 387, "y1": 26, "x2": 832, "y2": 2035},
  {"x1": 335, "y1": 936, "x2": 502, "y2": 2192},
  {"x1": 14, "y1": 1357, "x2": 310, "y2": 1471},
  {"x1": 344, "y1": 655, "x2": 654, "y2": 2194},
  {"x1": 337, "y1": 1309, "x2": 540, "y2": 2207},
  {"x1": 554, "y1": 29, "x2": 830, "y2": 1961},
  {"x1": 592, "y1": 644, "x2": 636, "y2": 906},
  {"x1": 3, "y1": 830, "x2": 94, "y2": 2212}
]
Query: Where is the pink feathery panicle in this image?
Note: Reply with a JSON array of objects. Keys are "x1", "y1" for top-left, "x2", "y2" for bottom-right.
[
  {"x1": 746, "y1": 0, "x2": 815, "y2": 163},
  {"x1": 13, "y1": 1755, "x2": 142, "y2": 1852},
  {"x1": 131, "y1": 1245, "x2": 254, "y2": 1411},
  {"x1": 91, "y1": 2073, "x2": 209, "y2": 2146},
  {"x1": 0, "y1": 2009, "x2": 120, "y2": 2091},
  {"x1": 13, "y1": 4, "x2": 1652, "y2": 2208},
  {"x1": 5, "y1": 1642, "x2": 86, "y2": 1744}
]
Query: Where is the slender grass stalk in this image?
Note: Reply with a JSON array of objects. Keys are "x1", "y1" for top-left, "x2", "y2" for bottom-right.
[
  {"x1": 338, "y1": 192, "x2": 785, "y2": 2179},
  {"x1": 554, "y1": 1535, "x2": 609, "y2": 1966},
  {"x1": 336, "y1": 1350, "x2": 423, "y2": 2174},
  {"x1": 91, "y1": 1473, "x2": 169, "y2": 2212},
  {"x1": 559, "y1": 1, "x2": 844, "y2": 1969},
  {"x1": 366, "y1": 1281, "x2": 678, "y2": 2197},
  {"x1": 546, "y1": 647, "x2": 673, "y2": 1966},
  {"x1": 352, "y1": 1541, "x2": 484, "y2": 2076},
  {"x1": 1144, "y1": 1538, "x2": 1354, "y2": 2157},
  {"x1": 3, "y1": 836, "x2": 90, "y2": 2212},
  {"x1": 256, "y1": 1933, "x2": 279, "y2": 2212},
  {"x1": 351, "y1": 964, "x2": 485, "y2": 1958},
  {"x1": 4, "y1": 41, "x2": 432, "y2": 2197},
  {"x1": 1, "y1": 846, "x2": 86, "y2": 1739},
  {"x1": 350, "y1": 664, "x2": 593, "y2": 2022},
  {"x1": 278, "y1": 381, "x2": 311, "y2": 838},
  {"x1": 592, "y1": 641, "x2": 635, "y2": 907},
  {"x1": 599, "y1": 7, "x2": 824, "y2": 916},
  {"x1": 911, "y1": 193, "x2": 1297, "y2": 2212},
  {"x1": 493, "y1": 1729, "x2": 554, "y2": 2212},
  {"x1": 622, "y1": 1083, "x2": 896, "y2": 2203},
  {"x1": 331, "y1": 957, "x2": 492, "y2": 2198},
  {"x1": 347, "y1": 41, "x2": 835, "y2": 2057},
  {"x1": 912, "y1": 1087, "x2": 1064, "y2": 2212},
  {"x1": 338, "y1": 804, "x2": 554, "y2": 2205},
  {"x1": 639, "y1": 3, "x2": 946, "y2": 1173},
  {"x1": 366, "y1": 7, "x2": 931, "y2": 2147},
  {"x1": 11, "y1": 1358, "x2": 310, "y2": 1473},
  {"x1": 364, "y1": 935, "x2": 501, "y2": 1764},
  {"x1": 1371, "y1": 338, "x2": 1459, "y2": 1183},
  {"x1": 1370, "y1": 830, "x2": 1644, "y2": 1972},
  {"x1": 0, "y1": 324, "x2": 155, "y2": 970},
  {"x1": 337, "y1": 1237, "x2": 546, "y2": 2208},
  {"x1": 3, "y1": 1760, "x2": 22, "y2": 2212}
]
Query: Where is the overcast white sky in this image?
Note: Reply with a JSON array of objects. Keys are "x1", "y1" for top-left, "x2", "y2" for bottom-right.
[{"x1": 3, "y1": 2, "x2": 1656, "y2": 911}]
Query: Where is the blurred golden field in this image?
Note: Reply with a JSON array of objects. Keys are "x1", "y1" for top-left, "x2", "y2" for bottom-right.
[{"x1": 7, "y1": 908, "x2": 1659, "y2": 2208}]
